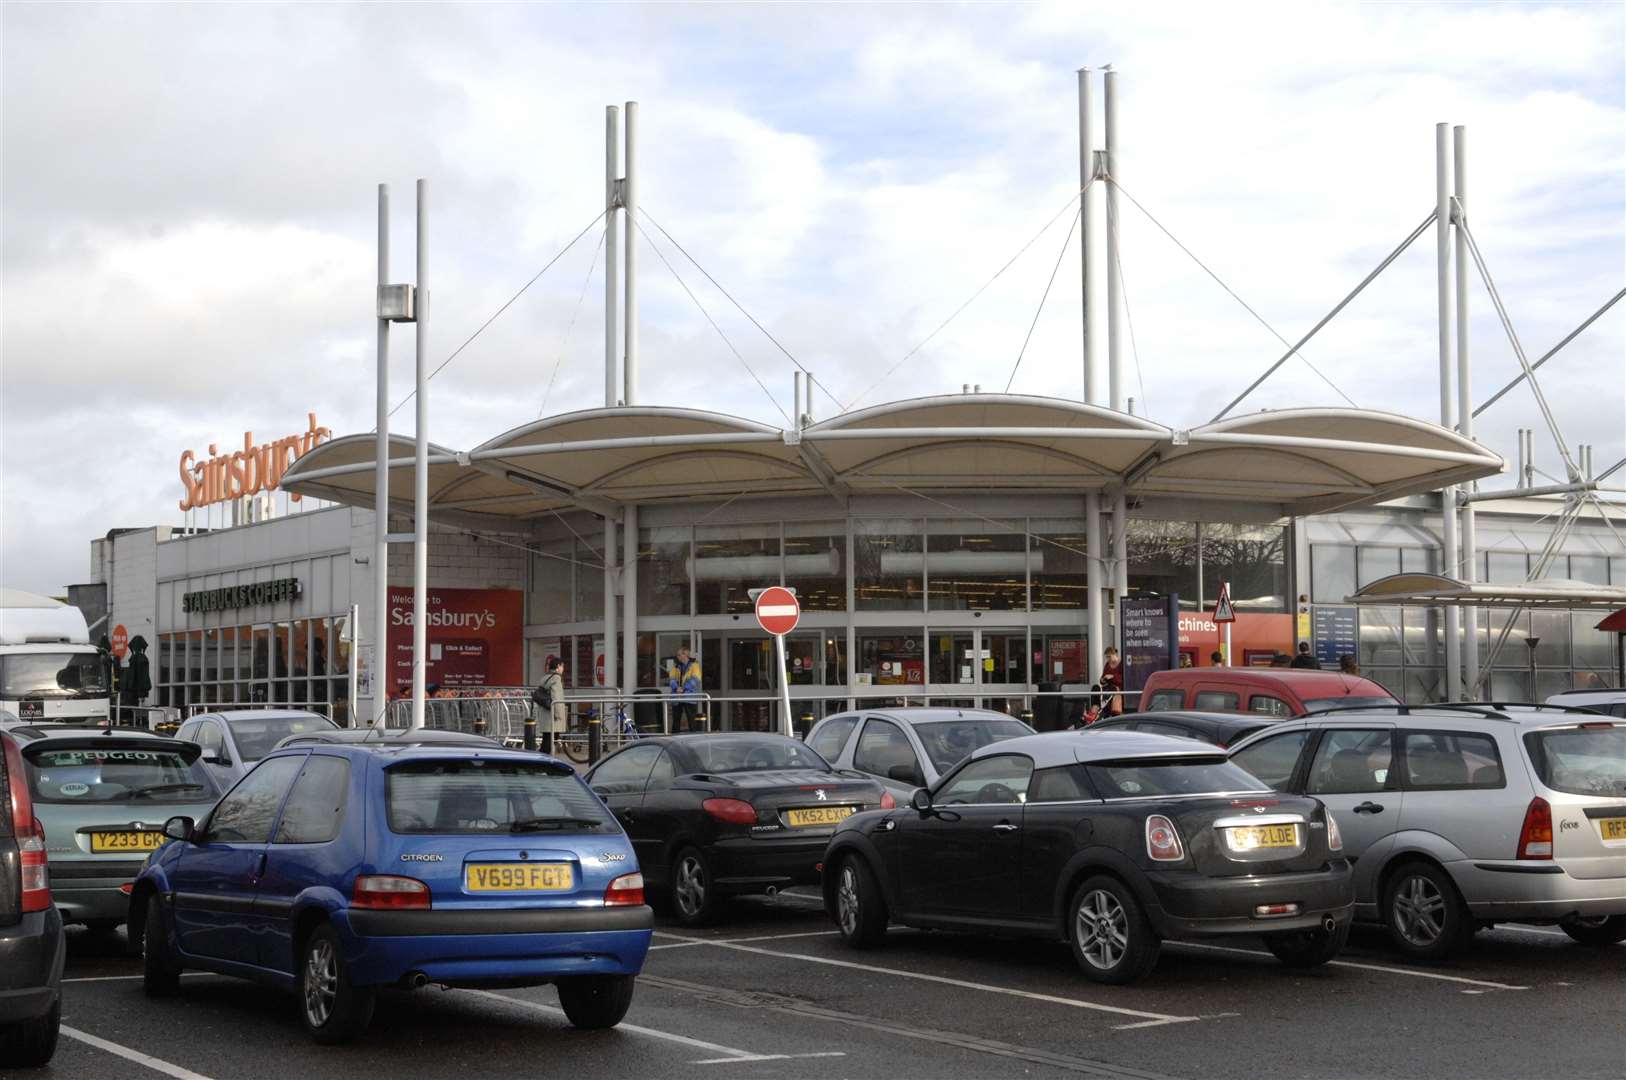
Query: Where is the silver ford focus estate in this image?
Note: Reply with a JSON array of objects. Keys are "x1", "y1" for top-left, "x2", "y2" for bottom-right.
[{"x1": 1227, "y1": 703, "x2": 1626, "y2": 961}]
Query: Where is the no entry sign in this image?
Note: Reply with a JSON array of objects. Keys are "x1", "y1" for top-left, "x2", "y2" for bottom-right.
[{"x1": 754, "y1": 586, "x2": 801, "y2": 635}]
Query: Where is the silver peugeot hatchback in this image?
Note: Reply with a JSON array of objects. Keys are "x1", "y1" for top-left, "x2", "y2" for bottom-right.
[{"x1": 1228, "y1": 704, "x2": 1626, "y2": 961}]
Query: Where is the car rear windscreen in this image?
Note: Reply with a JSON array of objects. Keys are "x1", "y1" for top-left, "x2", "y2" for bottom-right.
[
  {"x1": 686, "y1": 736, "x2": 830, "y2": 773},
  {"x1": 916, "y1": 719, "x2": 1032, "y2": 773},
  {"x1": 230, "y1": 715, "x2": 335, "y2": 761},
  {"x1": 24, "y1": 744, "x2": 218, "y2": 804},
  {"x1": 387, "y1": 759, "x2": 616, "y2": 834},
  {"x1": 1086, "y1": 757, "x2": 1272, "y2": 798},
  {"x1": 1523, "y1": 726, "x2": 1626, "y2": 797}
]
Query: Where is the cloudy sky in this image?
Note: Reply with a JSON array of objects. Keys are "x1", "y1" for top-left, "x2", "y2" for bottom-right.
[{"x1": 3, "y1": 1, "x2": 1622, "y2": 595}]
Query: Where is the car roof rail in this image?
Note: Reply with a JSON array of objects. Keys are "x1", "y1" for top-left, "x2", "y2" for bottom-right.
[
  {"x1": 1425, "y1": 701, "x2": 1603, "y2": 716},
  {"x1": 1299, "y1": 703, "x2": 1513, "y2": 721}
]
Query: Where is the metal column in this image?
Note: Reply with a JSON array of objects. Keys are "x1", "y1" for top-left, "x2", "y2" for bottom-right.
[
  {"x1": 1435, "y1": 124, "x2": 1461, "y2": 701},
  {"x1": 372, "y1": 184, "x2": 391, "y2": 729},
  {"x1": 1078, "y1": 67, "x2": 1096, "y2": 406},
  {"x1": 410, "y1": 179, "x2": 429, "y2": 729},
  {"x1": 623, "y1": 101, "x2": 639, "y2": 407},
  {"x1": 1104, "y1": 68, "x2": 1129, "y2": 644},
  {"x1": 622, "y1": 504, "x2": 638, "y2": 695},
  {"x1": 601, "y1": 105, "x2": 621, "y2": 694},
  {"x1": 1454, "y1": 125, "x2": 1479, "y2": 699},
  {"x1": 1085, "y1": 493, "x2": 1104, "y2": 685}
]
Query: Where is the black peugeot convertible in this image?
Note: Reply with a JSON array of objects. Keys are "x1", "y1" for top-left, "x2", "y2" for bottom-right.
[
  {"x1": 586, "y1": 734, "x2": 891, "y2": 925},
  {"x1": 821, "y1": 730, "x2": 1354, "y2": 983}
]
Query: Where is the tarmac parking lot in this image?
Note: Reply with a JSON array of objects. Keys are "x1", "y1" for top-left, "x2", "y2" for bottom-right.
[{"x1": 35, "y1": 890, "x2": 1625, "y2": 1080}]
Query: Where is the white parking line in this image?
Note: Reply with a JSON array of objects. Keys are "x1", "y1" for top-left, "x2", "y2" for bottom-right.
[
  {"x1": 463, "y1": 988, "x2": 781, "y2": 1061},
  {"x1": 1165, "y1": 941, "x2": 1529, "y2": 991},
  {"x1": 651, "y1": 929, "x2": 839, "y2": 949},
  {"x1": 60, "y1": 1025, "x2": 215, "y2": 1080},
  {"x1": 1492, "y1": 925, "x2": 1569, "y2": 939},
  {"x1": 657, "y1": 932, "x2": 1198, "y2": 1024},
  {"x1": 691, "y1": 1052, "x2": 849, "y2": 1065}
]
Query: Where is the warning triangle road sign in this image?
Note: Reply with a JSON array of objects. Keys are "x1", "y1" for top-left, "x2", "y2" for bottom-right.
[{"x1": 1213, "y1": 582, "x2": 1236, "y2": 623}]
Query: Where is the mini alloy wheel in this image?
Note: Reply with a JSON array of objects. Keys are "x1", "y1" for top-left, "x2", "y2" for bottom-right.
[
  {"x1": 837, "y1": 863, "x2": 861, "y2": 937},
  {"x1": 832, "y1": 856, "x2": 887, "y2": 948},
  {"x1": 1068, "y1": 875, "x2": 1158, "y2": 984}
]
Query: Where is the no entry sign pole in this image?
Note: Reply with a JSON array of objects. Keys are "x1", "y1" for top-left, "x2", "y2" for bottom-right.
[
  {"x1": 752, "y1": 586, "x2": 800, "y2": 737},
  {"x1": 1214, "y1": 580, "x2": 1236, "y2": 667}
]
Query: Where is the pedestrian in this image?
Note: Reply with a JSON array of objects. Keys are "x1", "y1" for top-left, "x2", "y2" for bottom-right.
[
  {"x1": 1209, "y1": 649, "x2": 1225, "y2": 667},
  {"x1": 667, "y1": 644, "x2": 702, "y2": 732},
  {"x1": 536, "y1": 656, "x2": 567, "y2": 754},
  {"x1": 1338, "y1": 654, "x2": 1360, "y2": 677},
  {"x1": 1290, "y1": 641, "x2": 1319, "y2": 669},
  {"x1": 1098, "y1": 647, "x2": 1124, "y2": 717},
  {"x1": 1179, "y1": 653, "x2": 1194, "y2": 669}
]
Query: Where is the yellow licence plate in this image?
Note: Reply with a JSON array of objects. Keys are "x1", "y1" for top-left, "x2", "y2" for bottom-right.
[
  {"x1": 1228, "y1": 824, "x2": 1298, "y2": 850},
  {"x1": 1599, "y1": 817, "x2": 1626, "y2": 841},
  {"x1": 464, "y1": 863, "x2": 573, "y2": 892},
  {"x1": 785, "y1": 806, "x2": 855, "y2": 828},
  {"x1": 89, "y1": 831, "x2": 165, "y2": 853}
]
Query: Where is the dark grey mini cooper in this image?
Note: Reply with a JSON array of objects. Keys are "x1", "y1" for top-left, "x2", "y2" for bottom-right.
[{"x1": 821, "y1": 730, "x2": 1354, "y2": 984}]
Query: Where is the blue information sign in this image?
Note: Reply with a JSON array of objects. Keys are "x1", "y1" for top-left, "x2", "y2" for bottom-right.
[
  {"x1": 1120, "y1": 595, "x2": 1180, "y2": 693},
  {"x1": 1313, "y1": 605, "x2": 1359, "y2": 668}
]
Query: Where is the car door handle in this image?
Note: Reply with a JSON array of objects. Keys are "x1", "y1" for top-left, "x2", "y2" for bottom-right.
[
  {"x1": 1353, "y1": 801, "x2": 1384, "y2": 814},
  {"x1": 991, "y1": 822, "x2": 1020, "y2": 833}
]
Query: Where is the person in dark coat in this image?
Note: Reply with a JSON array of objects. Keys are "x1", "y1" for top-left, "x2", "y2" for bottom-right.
[
  {"x1": 1290, "y1": 642, "x2": 1319, "y2": 669},
  {"x1": 120, "y1": 635, "x2": 153, "y2": 727}
]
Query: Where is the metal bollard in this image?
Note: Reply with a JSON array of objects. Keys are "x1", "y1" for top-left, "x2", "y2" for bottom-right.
[
  {"x1": 1020, "y1": 708, "x2": 1035, "y2": 728},
  {"x1": 587, "y1": 715, "x2": 602, "y2": 765},
  {"x1": 523, "y1": 707, "x2": 537, "y2": 751},
  {"x1": 798, "y1": 710, "x2": 814, "y2": 739},
  {"x1": 473, "y1": 712, "x2": 487, "y2": 737}
]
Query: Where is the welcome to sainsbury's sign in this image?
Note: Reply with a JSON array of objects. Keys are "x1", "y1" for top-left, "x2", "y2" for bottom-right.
[{"x1": 178, "y1": 413, "x2": 331, "y2": 511}]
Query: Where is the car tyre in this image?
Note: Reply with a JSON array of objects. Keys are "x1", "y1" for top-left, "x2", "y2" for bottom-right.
[
  {"x1": 833, "y1": 855, "x2": 888, "y2": 949},
  {"x1": 298, "y1": 924, "x2": 375, "y2": 1044},
  {"x1": 141, "y1": 899, "x2": 182, "y2": 997},
  {"x1": 670, "y1": 846, "x2": 721, "y2": 927},
  {"x1": 1382, "y1": 861, "x2": 1472, "y2": 963},
  {"x1": 556, "y1": 974, "x2": 635, "y2": 1029},
  {"x1": 1264, "y1": 918, "x2": 1350, "y2": 969},
  {"x1": 0, "y1": 994, "x2": 60, "y2": 1070},
  {"x1": 1068, "y1": 875, "x2": 1159, "y2": 985},
  {"x1": 1558, "y1": 914, "x2": 1626, "y2": 947}
]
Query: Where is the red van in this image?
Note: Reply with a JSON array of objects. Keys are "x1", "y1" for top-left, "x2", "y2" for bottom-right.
[{"x1": 1136, "y1": 668, "x2": 1397, "y2": 718}]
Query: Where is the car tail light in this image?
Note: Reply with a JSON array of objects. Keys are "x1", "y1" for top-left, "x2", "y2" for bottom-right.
[
  {"x1": 879, "y1": 791, "x2": 896, "y2": 810},
  {"x1": 1517, "y1": 797, "x2": 1553, "y2": 860},
  {"x1": 604, "y1": 871, "x2": 645, "y2": 907},
  {"x1": 1325, "y1": 812, "x2": 1344, "y2": 852},
  {"x1": 702, "y1": 798, "x2": 758, "y2": 826},
  {"x1": 1145, "y1": 815, "x2": 1184, "y2": 862},
  {"x1": 5, "y1": 737, "x2": 50, "y2": 912},
  {"x1": 352, "y1": 875, "x2": 432, "y2": 910}
]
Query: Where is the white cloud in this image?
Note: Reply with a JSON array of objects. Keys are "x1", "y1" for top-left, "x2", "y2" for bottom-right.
[{"x1": 2, "y1": 0, "x2": 1621, "y2": 595}]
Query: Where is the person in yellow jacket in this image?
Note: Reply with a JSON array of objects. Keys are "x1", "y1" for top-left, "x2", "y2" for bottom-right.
[{"x1": 666, "y1": 645, "x2": 703, "y2": 732}]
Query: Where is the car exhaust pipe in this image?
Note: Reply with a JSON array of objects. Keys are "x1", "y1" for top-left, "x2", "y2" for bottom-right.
[
  {"x1": 1322, "y1": 916, "x2": 1337, "y2": 933},
  {"x1": 765, "y1": 886, "x2": 779, "y2": 898},
  {"x1": 407, "y1": 971, "x2": 429, "y2": 989}
]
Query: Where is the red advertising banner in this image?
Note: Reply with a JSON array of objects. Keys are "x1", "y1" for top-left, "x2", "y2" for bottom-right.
[{"x1": 386, "y1": 587, "x2": 524, "y2": 695}]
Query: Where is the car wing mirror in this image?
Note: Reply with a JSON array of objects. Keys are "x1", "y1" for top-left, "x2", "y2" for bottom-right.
[
  {"x1": 163, "y1": 815, "x2": 196, "y2": 842},
  {"x1": 203, "y1": 753, "x2": 231, "y2": 767},
  {"x1": 909, "y1": 787, "x2": 933, "y2": 815}
]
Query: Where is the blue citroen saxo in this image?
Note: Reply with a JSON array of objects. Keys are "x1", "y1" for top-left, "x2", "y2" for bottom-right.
[{"x1": 129, "y1": 737, "x2": 651, "y2": 1043}]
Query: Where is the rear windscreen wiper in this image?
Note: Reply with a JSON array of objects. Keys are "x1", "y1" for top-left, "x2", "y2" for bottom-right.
[
  {"x1": 130, "y1": 783, "x2": 209, "y2": 799},
  {"x1": 509, "y1": 816, "x2": 604, "y2": 832}
]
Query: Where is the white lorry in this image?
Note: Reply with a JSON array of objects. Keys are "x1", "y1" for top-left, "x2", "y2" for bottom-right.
[{"x1": 0, "y1": 588, "x2": 110, "y2": 723}]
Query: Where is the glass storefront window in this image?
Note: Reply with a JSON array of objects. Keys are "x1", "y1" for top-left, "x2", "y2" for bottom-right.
[
  {"x1": 1569, "y1": 555, "x2": 1609, "y2": 586},
  {"x1": 785, "y1": 523, "x2": 846, "y2": 612},
  {"x1": 855, "y1": 519, "x2": 922, "y2": 610},
  {"x1": 1358, "y1": 607, "x2": 1404, "y2": 668},
  {"x1": 530, "y1": 539, "x2": 574, "y2": 623},
  {"x1": 1481, "y1": 609, "x2": 1526, "y2": 668},
  {"x1": 157, "y1": 634, "x2": 173, "y2": 686},
  {"x1": 573, "y1": 538, "x2": 605, "y2": 623},
  {"x1": 249, "y1": 625, "x2": 272, "y2": 703},
  {"x1": 236, "y1": 626, "x2": 254, "y2": 681},
  {"x1": 928, "y1": 631, "x2": 977, "y2": 685},
  {"x1": 1031, "y1": 519, "x2": 1088, "y2": 610},
  {"x1": 1128, "y1": 520, "x2": 1197, "y2": 605},
  {"x1": 926, "y1": 522, "x2": 1026, "y2": 611},
  {"x1": 1205, "y1": 524, "x2": 1288, "y2": 611},
  {"x1": 1311, "y1": 544, "x2": 1356, "y2": 605},
  {"x1": 311, "y1": 621, "x2": 329, "y2": 679},
  {"x1": 187, "y1": 630, "x2": 203, "y2": 683},
  {"x1": 1358, "y1": 546, "x2": 1400, "y2": 587},
  {"x1": 1573, "y1": 613, "x2": 1614, "y2": 675},
  {"x1": 857, "y1": 630, "x2": 924, "y2": 688},
  {"x1": 985, "y1": 631, "x2": 1029, "y2": 685},
  {"x1": 1401, "y1": 607, "x2": 1442, "y2": 666},
  {"x1": 574, "y1": 635, "x2": 601, "y2": 690},
  {"x1": 1485, "y1": 551, "x2": 1528, "y2": 585},
  {"x1": 1035, "y1": 633, "x2": 1087, "y2": 684},
  {"x1": 728, "y1": 637, "x2": 775, "y2": 691},
  {"x1": 1529, "y1": 610, "x2": 1570, "y2": 668},
  {"x1": 784, "y1": 632, "x2": 845, "y2": 687},
  {"x1": 694, "y1": 525, "x2": 779, "y2": 615},
  {"x1": 1400, "y1": 546, "x2": 1436, "y2": 574},
  {"x1": 637, "y1": 527, "x2": 691, "y2": 616}
]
